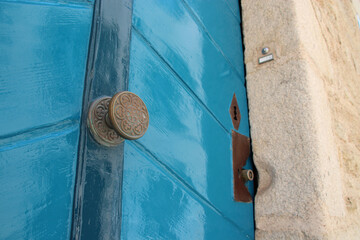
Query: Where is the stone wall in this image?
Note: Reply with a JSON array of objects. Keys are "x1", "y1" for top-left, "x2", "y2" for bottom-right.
[
  {"x1": 241, "y1": 0, "x2": 360, "y2": 239},
  {"x1": 308, "y1": 0, "x2": 360, "y2": 238}
]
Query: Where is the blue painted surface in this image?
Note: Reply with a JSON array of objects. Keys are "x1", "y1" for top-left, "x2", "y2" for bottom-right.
[
  {"x1": 122, "y1": 0, "x2": 254, "y2": 239},
  {"x1": 132, "y1": 0, "x2": 249, "y2": 135},
  {"x1": 183, "y1": 0, "x2": 244, "y2": 76},
  {"x1": 70, "y1": 1, "x2": 134, "y2": 239},
  {"x1": 225, "y1": 0, "x2": 241, "y2": 22},
  {"x1": 0, "y1": 1, "x2": 93, "y2": 239},
  {"x1": 0, "y1": 1, "x2": 93, "y2": 137},
  {"x1": 0, "y1": 0, "x2": 253, "y2": 238},
  {"x1": 122, "y1": 143, "x2": 251, "y2": 240},
  {"x1": 0, "y1": 127, "x2": 80, "y2": 239}
]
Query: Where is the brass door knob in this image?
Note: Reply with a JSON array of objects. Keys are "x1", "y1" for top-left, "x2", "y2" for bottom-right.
[{"x1": 88, "y1": 91, "x2": 149, "y2": 147}]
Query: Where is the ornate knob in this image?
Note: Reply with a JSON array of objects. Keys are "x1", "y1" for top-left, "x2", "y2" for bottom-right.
[{"x1": 87, "y1": 91, "x2": 149, "y2": 147}]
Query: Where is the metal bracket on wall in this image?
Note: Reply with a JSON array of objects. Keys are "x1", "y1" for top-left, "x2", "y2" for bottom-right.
[{"x1": 258, "y1": 47, "x2": 274, "y2": 64}]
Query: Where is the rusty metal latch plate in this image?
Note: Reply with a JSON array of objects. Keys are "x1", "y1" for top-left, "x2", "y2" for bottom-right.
[
  {"x1": 229, "y1": 93, "x2": 253, "y2": 202},
  {"x1": 232, "y1": 130, "x2": 252, "y2": 202}
]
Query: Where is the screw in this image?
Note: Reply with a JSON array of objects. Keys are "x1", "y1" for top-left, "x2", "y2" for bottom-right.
[{"x1": 262, "y1": 47, "x2": 269, "y2": 55}]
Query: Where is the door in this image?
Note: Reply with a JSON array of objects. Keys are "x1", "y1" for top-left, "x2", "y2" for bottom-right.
[
  {"x1": 121, "y1": 0, "x2": 255, "y2": 239},
  {"x1": 0, "y1": 0, "x2": 94, "y2": 239},
  {"x1": 0, "y1": 0, "x2": 254, "y2": 239}
]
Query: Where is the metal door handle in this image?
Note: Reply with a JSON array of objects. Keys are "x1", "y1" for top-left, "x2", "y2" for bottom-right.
[{"x1": 87, "y1": 91, "x2": 149, "y2": 147}]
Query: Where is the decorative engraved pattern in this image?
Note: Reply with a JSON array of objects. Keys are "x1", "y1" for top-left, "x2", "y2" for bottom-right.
[
  {"x1": 109, "y1": 92, "x2": 149, "y2": 140},
  {"x1": 88, "y1": 97, "x2": 124, "y2": 146}
]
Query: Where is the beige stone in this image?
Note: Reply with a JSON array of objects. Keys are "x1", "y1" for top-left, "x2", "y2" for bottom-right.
[{"x1": 241, "y1": 0, "x2": 360, "y2": 239}]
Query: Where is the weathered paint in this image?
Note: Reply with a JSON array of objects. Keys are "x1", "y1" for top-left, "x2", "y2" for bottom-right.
[
  {"x1": 122, "y1": 143, "x2": 250, "y2": 240},
  {"x1": 0, "y1": 0, "x2": 254, "y2": 238},
  {"x1": 131, "y1": 0, "x2": 249, "y2": 135},
  {"x1": 121, "y1": 0, "x2": 254, "y2": 239},
  {"x1": 0, "y1": 0, "x2": 93, "y2": 239},
  {"x1": 225, "y1": 0, "x2": 241, "y2": 22},
  {"x1": 70, "y1": 0, "x2": 133, "y2": 239},
  {"x1": 183, "y1": 0, "x2": 244, "y2": 77}
]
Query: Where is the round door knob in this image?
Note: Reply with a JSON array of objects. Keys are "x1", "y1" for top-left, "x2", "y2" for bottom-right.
[{"x1": 88, "y1": 91, "x2": 149, "y2": 147}]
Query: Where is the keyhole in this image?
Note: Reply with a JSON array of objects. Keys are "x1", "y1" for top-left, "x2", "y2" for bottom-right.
[{"x1": 233, "y1": 106, "x2": 238, "y2": 120}]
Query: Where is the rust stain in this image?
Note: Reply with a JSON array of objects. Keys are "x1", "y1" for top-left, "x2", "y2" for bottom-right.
[
  {"x1": 229, "y1": 94, "x2": 241, "y2": 130},
  {"x1": 232, "y1": 130, "x2": 252, "y2": 202}
]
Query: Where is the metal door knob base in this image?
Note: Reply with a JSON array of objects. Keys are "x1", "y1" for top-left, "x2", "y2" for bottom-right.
[
  {"x1": 240, "y1": 169, "x2": 254, "y2": 182},
  {"x1": 88, "y1": 91, "x2": 149, "y2": 147}
]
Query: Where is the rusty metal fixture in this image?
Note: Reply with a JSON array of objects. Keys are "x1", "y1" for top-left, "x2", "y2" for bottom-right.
[
  {"x1": 229, "y1": 93, "x2": 241, "y2": 130},
  {"x1": 87, "y1": 91, "x2": 149, "y2": 146},
  {"x1": 232, "y1": 130, "x2": 252, "y2": 203},
  {"x1": 240, "y1": 169, "x2": 254, "y2": 182}
]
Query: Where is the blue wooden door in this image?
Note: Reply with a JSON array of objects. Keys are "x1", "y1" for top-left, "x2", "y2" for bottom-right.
[
  {"x1": 0, "y1": 0, "x2": 253, "y2": 239},
  {"x1": 121, "y1": 0, "x2": 255, "y2": 239},
  {"x1": 0, "y1": 1, "x2": 94, "y2": 239}
]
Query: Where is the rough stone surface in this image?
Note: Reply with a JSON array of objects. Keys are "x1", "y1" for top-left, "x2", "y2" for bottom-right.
[
  {"x1": 241, "y1": 0, "x2": 360, "y2": 239},
  {"x1": 300, "y1": 1, "x2": 360, "y2": 238}
]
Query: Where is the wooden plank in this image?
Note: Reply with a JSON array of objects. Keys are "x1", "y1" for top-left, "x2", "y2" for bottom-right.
[
  {"x1": 0, "y1": 2, "x2": 93, "y2": 239},
  {"x1": 183, "y1": 0, "x2": 245, "y2": 77},
  {"x1": 225, "y1": 0, "x2": 241, "y2": 23},
  {"x1": 121, "y1": 143, "x2": 252, "y2": 240},
  {"x1": 70, "y1": 0, "x2": 133, "y2": 239},
  {"x1": 132, "y1": 0, "x2": 249, "y2": 134},
  {"x1": 0, "y1": 2, "x2": 93, "y2": 137},
  {"x1": 126, "y1": 33, "x2": 254, "y2": 234},
  {"x1": 0, "y1": 128, "x2": 81, "y2": 239}
]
